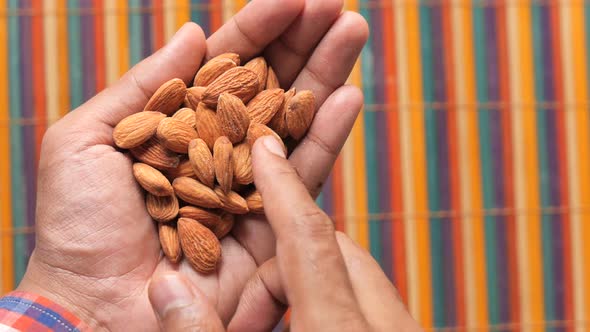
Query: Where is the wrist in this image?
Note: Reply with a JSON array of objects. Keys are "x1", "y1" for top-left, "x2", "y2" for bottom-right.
[{"x1": 17, "y1": 252, "x2": 108, "y2": 331}]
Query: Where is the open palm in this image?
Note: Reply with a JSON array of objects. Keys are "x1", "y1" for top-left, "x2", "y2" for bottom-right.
[{"x1": 17, "y1": 0, "x2": 368, "y2": 330}]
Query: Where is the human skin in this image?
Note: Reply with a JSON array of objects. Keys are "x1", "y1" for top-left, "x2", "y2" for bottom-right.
[{"x1": 16, "y1": 0, "x2": 375, "y2": 330}]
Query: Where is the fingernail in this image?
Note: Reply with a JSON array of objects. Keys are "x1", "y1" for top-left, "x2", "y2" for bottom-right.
[
  {"x1": 150, "y1": 274, "x2": 194, "y2": 318},
  {"x1": 262, "y1": 136, "x2": 285, "y2": 158}
]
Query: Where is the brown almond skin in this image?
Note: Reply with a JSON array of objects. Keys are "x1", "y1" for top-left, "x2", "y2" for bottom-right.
[
  {"x1": 178, "y1": 206, "x2": 222, "y2": 229},
  {"x1": 286, "y1": 90, "x2": 316, "y2": 140},
  {"x1": 246, "y1": 89, "x2": 285, "y2": 125},
  {"x1": 185, "y1": 86, "x2": 206, "y2": 110},
  {"x1": 165, "y1": 158, "x2": 195, "y2": 180},
  {"x1": 246, "y1": 123, "x2": 286, "y2": 154},
  {"x1": 217, "y1": 93, "x2": 250, "y2": 144},
  {"x1": 215, "y1": 187, "x2": 249, "y2": 214},
  {"x1": 213, "y1": 136, "x2": 233, "y2": 194},
  {"x1": 268, "y1": 88, "x2": 295, "y2": 138},
  {"x1": 159, "y1": 223, "x2": 182, "y2": 263},
  {"x1": 157, "y1": 118, "x2": 199, "y2": 154},
  {"x1": 173, "y1": 177, "x2": 222, "y2": 209},
  {"x1": 188, "y1": 139, "x2": 215, "y2": 188},
  {"x1": 178, "y1": 217, "x2": 221, "y2": 274},
  {"x1": 130, "y1": 137, "x2": 180, "y2": 171},
  {"x1": 213, "y1": 52, "x2": 241, "y2": 65},
  {"x1": 266, "y1": 66, "x2": 280, "y2": 90},
  {"x1": 146, "y1": 193, "x2": 179, "y2": 222},
  {"x1": 195, "y1": 103, "x2": 222, "y2": 150},
  {"x1": 144, "y1": 78, "x2": 187, "y2": 115},
  {"x1": 172, "y1": 107, "x2": 197, "y2": 128},
  {"x1": 132, "y1": 163, "x2": 174, "y2": 196},
  {"x1": 232, "y1": 143, "x2": 253, "y2": 185},
  {"x1": 193, "y1": 58, "x2": 237, "y2": 87},
  {"x1": 201, "y1": 67, "x2": 259, "y2": 108},
  {"x1": 214, "y1": 212, "x2": 235, "y2": 239},
  {"x1": 244, "y1": 56, "x2": 268, "y2": 92},
  {"x1": 245, "y1": 190, "x2": 264, "y2": 214},
  {"x1": 113, "y1": 111, "x2": 166, "y2": 149}
]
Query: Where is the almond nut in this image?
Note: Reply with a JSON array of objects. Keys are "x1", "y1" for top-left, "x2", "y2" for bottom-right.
[
  {"x1": 185, "y1": 86, "x2": 206, "y2": 109},
  {"x1": 165, "y1": 158, "x2": 195, "y2": 180},
  {"x1": 133, "y1": 163, "x2": 174, "y2": 196},
  {"x1": 245, "y1": 190, "x2": 264, "y2": 214},
  {"x1": 266, "y1": 66, "x2": 280, "y2": 90},
  {"x1": 213, "y1": 136, "x2": 233, "y2": 194},
  {"x1": 157, "y1": 118, "x2": 199, "y2": 153},
  {"x1": 201, "y1": 67, "x2": 259, "y2": 108},
  {"x1": 179, "y1": 206, "x2": 222, "y2": 229},
  {"x1": 268, "y1": 88, "x2": 295, "y2": 138},
  {"x1": 246, "y1": 89, "x2": 284, "y2": 125},
  {"x1": 213, "y1": 212, "x2": 235, "y2": 239},
  {"x1": 113, "y1": 111, "x2": 166, "y2": 149},
  {"x1": 194, "y1": 58, "x2": 237, "y2": 87},
  {"x1": 172, "y1": 107, "x2": 197, "y2": 128},
  {"x1": 217, "y1": 93, "x2": 250, "y2": 144},
  {"x1": 146, "y1": 193, "x2": 179, "y2": 222},
  {"x1": 173, "y1": 176, "x2": 222, "y2": 209},
  {"x1": 130, "y1": 137, "x2": 180, "y2": 171},
  {"x1": 144, "y1": 78, "x2": 186, "y2": 115},
  {"x1": 246, "y1": 123, "x2": 286, "y2": 154},
  {"x1": 244, "y1": 56, "x2": 268, "y2": 92},
  {"x1": 159, "y1": 223, "x2": 182, "y2": 263},
  {"x1": 178, "y1": 217, "x2": 221, "y2": 274},
  {"x1": 188, "y1": 139, "x2": 215, "y2": 188},
  {"x1": 195, "y1": 103, "x2": 222, "y2": 150},
  {"x1": 212, "y1": 52, "x2": 240, "y2": 65},
  {"x1": 286, "y1": 90, "x2": 316, "y2": 140},
  {"x1": 215, "y1": 187, "x2": 249, "y2": 214},
  {"x1": 232, "y1": 143, "x2": 253, "y2": 185}
]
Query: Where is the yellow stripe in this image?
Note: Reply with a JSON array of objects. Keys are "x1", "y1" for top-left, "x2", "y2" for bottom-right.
[
  {"x1": 117, "y1": 0, "x2": 129, "y2": 75},
  {"x1": 104, "y1": 0, "x2": 119, "y2": 85},
  {"x1": 57, "y1": 0, "x2": 70, "y2": 116},
  {"x1": 164, "y1": 0, "x2": 176, "y2": 41},
  {"x1": 175, "y1": 0, "x2": 189, "y2": 29},
  {"x1": 451, "y1": 0, "x2": 488, "y2": 328},
  {"x1": 44, "y1": 0, "x2": 58, "y2": 126},
  {"x1": 222, "y1": 0, "x2": 234, "y2": 22},
  {"x1": 560, "y1": 3, "x2": 589, "y2": 330},
  {"x1": 235, "y1": 0, "x2": 247, "y2": 11},
  {"x1": 0, "y1": 0, "x2": 13, "y2": 293}
]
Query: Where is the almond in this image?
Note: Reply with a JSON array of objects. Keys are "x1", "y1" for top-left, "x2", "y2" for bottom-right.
[
  {"x1": 266, "y1": 66, "x2": 280, "y2": 90},
  {"x1": 244, "y1": 56, "x2": 268, "y2": 92},
  {"x1": 286, "y1": 90, "x2": 316, "y2": 140},
  {"x1": 246, "y1": 123, "x2": 286, "y2": 154},
  {"x1": 157, "y1": 118, "x2": 199, "y2": 153},
  {"x1": 172, "y1": 107, "x2": 196, "y2": 128},
  {"x1": 246, "y1": 89, "x2": 285, "y2": 125},
  {"x1": 213, "y1": 212, "x2": 235, "y2": 239},
  {"x1": 268, "y1": 88, "x2": 295, "y2": 138},
  {"x1": 173, "y1": 177, "x2": 222, "y2": 209},
  {"x1": 188, "y1": 139, "x2": 215, "y2": 188},
  {"x1": 213, "y1": 136, "x2": 233, "y2": 194},
  {"x1": 146, "y1": 193, "x2": 179, "y2": 222},
  {"x1": 195, "y1": 103, "x2": 222, "y2": 150},
  {"x1": 113, "y1": 111, "x2": 166, "y2": 149},
  {"x1": 133, "y1": 163, "x2": 174, "y2": 196},
  {"x1": 178, "y1": 217, "x2": 221, "y2": 274},
  {"x1": 213, "y1": 52, "x2": 240, "y2": 65},
  {"x1": 165, "y1": 158, "x2": 195, "y2": 180},
  {"x1": 215, "y1": 187, "x2": 249, "y2": 214},
  {"x1": 201, "y1": 67, "x2": 259, "y2": 108},
  {"x1": 194, "y1": 58, "x2": 237, "y2": 87},
  {"x1": 217, "y1": 93, "x2": 250, "y2": 144},
  {"x1": 245, "y1": 190, "x2": 264, "y2": 214},
  {"x1": 232, "y1": 143, "x2": 253, "y2": 185},
  {"x1": 130, "y1": 137, "x2": 180, "y2": 171},
  {"x1": 159, "y1": 223, "x2": 182, "y2": 263},
  {"x1": 144, "y1": 78, "x2": 186, "y2": 115},
  {"x1": 179, "y1": 206, "x2": 222, "y2": 229},
  {"x1": 185, "y1": 86, "x2": 206, "y2": 109}
]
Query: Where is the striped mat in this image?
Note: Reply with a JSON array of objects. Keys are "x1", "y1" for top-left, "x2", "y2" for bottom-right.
[{"x1": 1, "y1": 0, "x2": 590, "y2": 331}]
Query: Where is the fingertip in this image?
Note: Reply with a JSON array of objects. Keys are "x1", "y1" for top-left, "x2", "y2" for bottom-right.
[
  {"x1": 339, "y1": 11, "x2": 370, "y2": 47},
  {"x1": 339, "y1": 84, "x2": 364, "y2": 109}
]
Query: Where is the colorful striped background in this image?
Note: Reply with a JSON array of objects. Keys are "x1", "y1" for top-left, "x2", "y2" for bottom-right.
[{"x1": 1, "y1": 0, "x2": 590, "y2": 330}]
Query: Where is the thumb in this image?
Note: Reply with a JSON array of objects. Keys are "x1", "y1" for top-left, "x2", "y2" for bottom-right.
[{"x1": 148, "y1": 273, "x2": 225, "y2": 332}]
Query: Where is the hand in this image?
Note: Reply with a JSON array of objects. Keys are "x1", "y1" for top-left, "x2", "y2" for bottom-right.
[
  {"x1": 147, "y1": 137, "x2": 421, "y2": 332},
  {"x1": 17, "y1": 0, "x2": 368, "y2": 330}
]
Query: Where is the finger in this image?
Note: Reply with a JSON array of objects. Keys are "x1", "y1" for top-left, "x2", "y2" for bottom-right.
[
  {"x1": 206, "y1": 0, "x2": 304, "y2": 61},
  {"x1": 149, "y1": 272, "x2": 225, "y2": 332},
  {"x1": 251, "y1": 136, "x2": 366, "y2": 329},
  {"x1": 290, "y1": 84, "x2": 363, "y2": 197},
  {"x1": 231, "y1": 85, "x2": 363, "y2": 265},
  {"x1": 264, "y1": 0, "x2": 343, "y2": 87},
  {"x1": 227, "y1": 258, "x2": 287, "y2": 332},
  {"x1": 291, "y1": 11, "x2": 368, "y2": 106},
  {"x1": 69, "y1": 23, "x2": 207, "y2": 128}
]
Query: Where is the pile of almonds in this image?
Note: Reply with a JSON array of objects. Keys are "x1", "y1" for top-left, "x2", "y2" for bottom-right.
[{"x1": 112, "y1": 53, "x2": 316, "y2": 274}]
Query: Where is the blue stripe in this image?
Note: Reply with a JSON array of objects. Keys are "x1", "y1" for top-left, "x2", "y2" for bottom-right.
[{"x1": 0, "y1": 297, "x2": 81, "y2": 331}]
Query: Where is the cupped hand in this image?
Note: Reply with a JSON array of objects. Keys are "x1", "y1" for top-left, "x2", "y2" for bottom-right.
[
  {"x1": 146, "y1": 137, "x2": 421, "y2": 332},
  {"x1": 17, "y1": 0, "x2": 368, "y2": 330}
]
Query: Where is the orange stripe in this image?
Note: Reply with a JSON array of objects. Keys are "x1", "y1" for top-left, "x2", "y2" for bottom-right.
[
  {"x1": 57, "y1": 0, "x2": 70, "y2": 116},
  {"x1": 93, "y1": 0, "x2": 106, "y2": 92},
  {"x1": 31, "y1": 0, "x2": 46, "y2": 162},
  {"x1": 210, "y1": 0, "x2": 222, "y2": 31},
  {"x1": 496, "y1": 0, "x2": 521, "y2": 323},
  {"x1": 0, "y1": 0, "x2": 13, "y2": 293},
  {"x1": 153, "y1": 0, "x2": 165, "y2": 49},
  {"x1": 442, "y1": 0, "x2": 465, "y2": 326},
  {"x1": 117, "y1": 0, "x2": 129, "y2": 75},
  {"x1": 406, "y1": 0, "x2": 432, "y2": 326},
  {"x1": 175, "y1": 0, "x2": 189, "y2": 29}
]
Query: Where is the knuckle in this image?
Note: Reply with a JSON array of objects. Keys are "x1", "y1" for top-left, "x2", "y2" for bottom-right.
[{"x1": 288, "y1": 207, "x2": 334, "y2": 240}]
